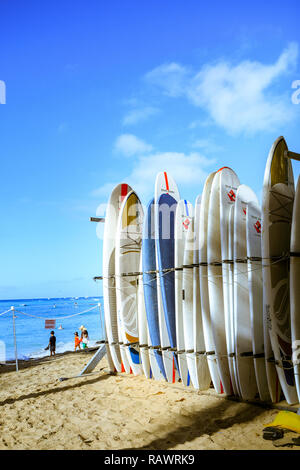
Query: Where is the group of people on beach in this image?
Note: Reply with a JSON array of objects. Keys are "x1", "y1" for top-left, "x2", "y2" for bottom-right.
[
  {"x1": 46, "y1": 325, "x2": 89, "y2": 356},
  {"x1": 74, "y1": 326, "x2": 89, "y2": 351}
]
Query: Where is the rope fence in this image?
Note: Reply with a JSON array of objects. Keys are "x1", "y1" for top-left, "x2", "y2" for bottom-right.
[
  {"x1": 0, "y1": 304, "x2": 103, "y2": 372},
  {"x1": 11, "y1": 304, "x2": 99, "y2": 320}
]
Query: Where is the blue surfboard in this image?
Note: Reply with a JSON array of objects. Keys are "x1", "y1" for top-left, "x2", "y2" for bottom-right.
[
  {"x1": 142, "y1": 198, "x2": 167, "y2": 380},
  {"x1": 156, "y1": 193, "x2": 179, "y2": 372}
]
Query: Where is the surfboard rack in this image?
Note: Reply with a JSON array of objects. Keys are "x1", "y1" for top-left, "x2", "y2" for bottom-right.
[
  {"x1": 284, "y1": 150, "x2": 300, "y2": 162},
  {"x1": 58, "y1": 344, "x2": 109, "y2": 382},
  {"x1": 90, "y1": 217, "x2": 105, "y2": 222}
]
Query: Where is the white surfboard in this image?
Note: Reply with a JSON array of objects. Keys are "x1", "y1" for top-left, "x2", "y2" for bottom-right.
[
  {"x1": 103, "y1": 183, "x2": 132, "y2": 372},
  {"x1": 207, "y1": 168, "x2": 234, "y2": 395},
  {"x1": 262, "y1": 136, "x2": 298, "y2": 405},
  {"x1": 234, "y1": 184, "x2": 258, "y2": 401},
  {"x1": 246, "y1": 199, "x2": 271, "y2": 402},
  {"x1": 138, "y1": 256, "x2": 151, "y2": 379},
  {"x1": 290, "y1": 175, "x2": 300, "y2": 403},
  {"x1": 228, "y1": 204, "x2": 241, "y2": 396},
  {"x1": 148, "y1": 330, "x2": 166, "y2": 381},
  {"x1": 192, "y1": 196, "x2": 211, "y2": 390},
  {"x1": 220, "y1": 168, "x2": 240, "y2": 396},
  {"x1": 115, "y1": 190, "x2": 143, "y2": 376},
  {"x1": 182, "y1": 212, "x2": 198, "y2": 387},
  {"x1": 175, "y1": 199, "x2": 193, "y2": 386},
  {"x1": 154, "y1": 171, "x2": 180, "y2": 383},
  {"x1": 199, "y1": 172, "x2": 222, "y2": 394}
]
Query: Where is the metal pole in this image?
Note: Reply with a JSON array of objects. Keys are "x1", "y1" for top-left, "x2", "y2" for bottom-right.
[
  {"x1": 11, "y1": 307, "x2": 18, "y2": 372},
  {"x1": 284, "y1": 150, "x2": 300, "y2": 161},
  {"x1": 98, "y1": 303, "x2": 104, "y2": 341}
]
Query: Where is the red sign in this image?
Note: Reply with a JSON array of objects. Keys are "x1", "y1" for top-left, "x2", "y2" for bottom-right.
[
  {"x1": 228, "y1": 189, "x2": 236, "y2": 202},
  {"x1": 45, "y1": 319, "x2": 56, "y2": 329},
  {"x1": 183, "y1": 218, "x2": 190, "y2": 230},
  {"x1": 254, "y1": 221, "x2": 261, "y2": 234}
]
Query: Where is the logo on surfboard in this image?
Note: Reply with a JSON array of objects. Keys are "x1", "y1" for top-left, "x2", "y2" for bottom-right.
[
  {"x1": 227, "y1": 189, "x2": 236, "y2": 202},
  {"x1": 254, "y1": 220, "x2": 261, "y2": 234},
  {"x1": 182, "y1": 218, "x2": 190, "y2": 230}
]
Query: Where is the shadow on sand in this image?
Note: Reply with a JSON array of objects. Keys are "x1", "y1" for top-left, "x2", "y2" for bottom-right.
[
  {"x1": 124, "y1": 397, "x2": 267, "y2": 450},
  {"x1": 0, "y1": 372, "x2": 111, "y2": 407}
]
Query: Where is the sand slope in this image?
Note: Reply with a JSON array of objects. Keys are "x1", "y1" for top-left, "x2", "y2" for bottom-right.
[{"x1": 0, "y1": 350, "x2": 297, "y2": 450}]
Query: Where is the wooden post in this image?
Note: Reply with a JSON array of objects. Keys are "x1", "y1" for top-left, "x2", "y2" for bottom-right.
[{"x1": 11, "y1": 307, "x2": 18, "y2": 372}]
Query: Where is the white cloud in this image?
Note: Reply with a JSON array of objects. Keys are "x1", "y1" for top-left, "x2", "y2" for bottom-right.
[
  {"x1": 188, "y1": 42, "x2": 298, "y2": 134},
  {"x1": 122, "y1": 106, "x2": 159, "y2": 126},
  {"x1": 114, "y1": 134, "x2": 153, "y2": 156},
  {"x1": 144, "y1": 62, "x2": 189, "y2": 97},
  {"x1": 93, "y1": 134, "x2": 215, "y2": 204},
  {"x1": 128, "y1": 151, "x2": 214, "y2": 201},
  {"x1": 91, "y1": 182, "x2": 116, "y2": 198},
  {"x1": 144, "y1": 43, "x2": 299, "y2": 134}
]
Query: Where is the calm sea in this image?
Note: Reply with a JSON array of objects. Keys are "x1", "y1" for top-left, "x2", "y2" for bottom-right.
[{"x1": 0, "y1": 297, "x2": 105, "y2": 362}]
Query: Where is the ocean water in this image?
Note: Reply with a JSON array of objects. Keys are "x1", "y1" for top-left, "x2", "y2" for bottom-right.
[{"x1": 0, "y1": 297, "x2": 105, "y2": 362}]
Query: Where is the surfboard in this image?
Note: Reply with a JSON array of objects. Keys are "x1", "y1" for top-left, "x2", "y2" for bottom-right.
[
  {"x1": 246, "y1": 198, "x2": 271, "y2": 402},
  {"x1": 193, "y1": 195, "x2": 212, "y2": 391},
  {"x1": 115, "y1": 190, "x2": 143, "y2": 376},
  {"x1": 103, "y1": 183, "x2": 132, "y2": 372},
  {"x1": 207, "y1": 167, "x2": 239, "y2": 396},
  {"x1": 199, "y1": 172, "x2": 222, "y2": 394},
  {"x1": 234, "y1": 184, "x2": 258, "y2": 401},
  {"x1": 154, "y1": 172, "x2": 180, "y2": 383},
  {"x1": 290, "y1": 176, "x2": 300, "y2": 403},
  {"x1": 182, "y1": 210, "x2": 197, "y2": 387},
  {"x1": 156, "y1": 192, "x2": 179, "y2": 377},
  {"x1": 148, "y1": 330, "x2": 165, "y2": 380},
  {"x1": 220, "y1": 168, "x2": 240, "y2": 396},
  {"x1": 262, "y1": 136, "x2": 298, "y2": 405},
  {"x1": 138, "y1": 256, "x2": 151, "y2": 379},
  {"x1": 142, "y1": 198, "x2": 167, "y2": 380},
  {"x1": 175, "y1": 199, "x2": 193, "y2": 386},
  {"x1": 228, "y1": 204, "x2": 241, "y2": 396}
]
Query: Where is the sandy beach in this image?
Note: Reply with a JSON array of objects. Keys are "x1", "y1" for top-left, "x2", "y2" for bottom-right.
[{"x1": 0, "y1": 349, "x2": 298, "y2": 451}]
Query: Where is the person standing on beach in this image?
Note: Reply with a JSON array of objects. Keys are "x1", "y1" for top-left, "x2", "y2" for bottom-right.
[
  {"x1": 79, "y1": 325, "x2": 88, "y2": 339},
  {"x1": 48, "y1": 331, "x2": 56, "y2": 356},
  {"x1": 79, "y1": 325, "x2": 89, "y2": 349},
  {"x1": 81, "y1": 331, "x2": 89, "y2": 349},
  {"x1": 74, "y1": 332, "x2": 82, "y2": 351}
]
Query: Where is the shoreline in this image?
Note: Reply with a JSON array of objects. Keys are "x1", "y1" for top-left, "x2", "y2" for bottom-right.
[{"x1": 0, "y1": 346, "x2": 100, "y2": 374}]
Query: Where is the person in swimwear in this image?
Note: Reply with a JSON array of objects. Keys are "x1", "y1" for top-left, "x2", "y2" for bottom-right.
[{"x1": 74, "y1": 332, "x2": 82, "y2": 351}]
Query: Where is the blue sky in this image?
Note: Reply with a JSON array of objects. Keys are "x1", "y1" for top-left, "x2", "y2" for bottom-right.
[{"x1": 0, "y1": 0, "x2": 300, "y2": 299}]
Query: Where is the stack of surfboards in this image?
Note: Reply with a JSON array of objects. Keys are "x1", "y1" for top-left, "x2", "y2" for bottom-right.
[{"x1": 102, "y1": 136, "x2": 300, "y2": 405}]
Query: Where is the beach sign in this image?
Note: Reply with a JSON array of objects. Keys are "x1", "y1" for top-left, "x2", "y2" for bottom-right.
[{"x1": 45, "y1": 319, "x2": 56, "y2": 329}]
